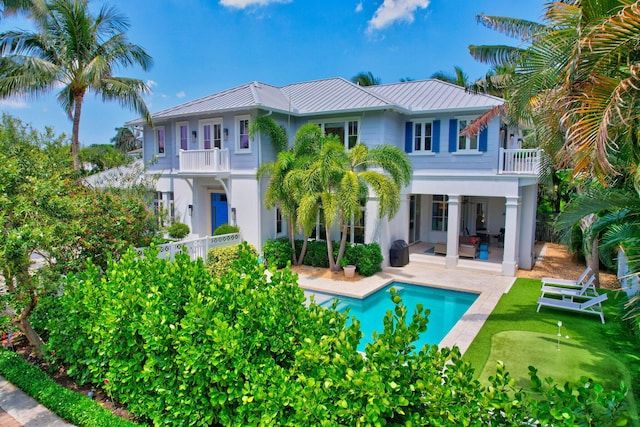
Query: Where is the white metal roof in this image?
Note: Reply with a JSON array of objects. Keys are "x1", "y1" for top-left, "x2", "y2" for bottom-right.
[
  {"x1": 131, "y1": 77, "x2": 504, "y2": 124},
  {"x1": 367, "y1": 79, "x2": 504, "y2": 113}
]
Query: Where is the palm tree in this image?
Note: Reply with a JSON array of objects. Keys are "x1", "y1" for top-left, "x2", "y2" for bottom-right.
[
  {"x1": 351, "y1": 71, "x2": 381, "y2": 86},
  {"x1": 0, "y1": 0, "x2": 153, "y2": 170},
  {"x1": 467, "y1": 2, "x2": 640, "y2": 287},
  {"x1": 430, "y1": 66, "x2": 470, "y2": 87},
  {"x1": 301, "y1": 140, "x2": 412, "y2": 271},
  {"x1": 111, "y1": 126, "x2": 142, "y2": 153}
]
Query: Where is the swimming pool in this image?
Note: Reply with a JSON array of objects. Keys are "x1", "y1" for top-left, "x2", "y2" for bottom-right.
[{"x1": 316, "y1": 282, "x2": 478, "y2": 352}]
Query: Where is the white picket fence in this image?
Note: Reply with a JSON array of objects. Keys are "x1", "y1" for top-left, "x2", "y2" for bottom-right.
[{"x1": 135, "y1": 233, "x2": 242, "y2": 261}]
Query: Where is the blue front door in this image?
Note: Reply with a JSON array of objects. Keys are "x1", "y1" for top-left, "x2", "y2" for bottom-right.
[{"x1": 211, "y1": 193, "x2": 228, "y2": 234}]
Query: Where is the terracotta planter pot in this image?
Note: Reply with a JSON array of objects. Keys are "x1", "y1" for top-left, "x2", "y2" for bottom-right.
[{"x1": 343, "y1": 265, "x2": 356, "y2": 278}]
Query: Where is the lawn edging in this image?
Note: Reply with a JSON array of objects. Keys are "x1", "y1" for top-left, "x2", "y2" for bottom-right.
[{"x1": 0, "y1": 349, "x2": 139, "y2": 427}]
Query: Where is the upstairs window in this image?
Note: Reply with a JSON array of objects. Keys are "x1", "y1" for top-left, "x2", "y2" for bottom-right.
[
  {"x1": 414, "y1": 121, "x2": 433, "y2": 152},
  {"x1": 458, "y1": 118, "x2": 478, "y2": 151},
  {"x1": 176, "y1": 122, "x2": 188, "y2": 154},
  {"x1": 155, "y1": 126, "x2": 166, "y2": 157},
  {"x1": 237, "y1": 115, "x2": 251, "y2": 152},
  {"x1": 314, "y1": 119, "x2": 360, "y2": 149},
  {"x1": 200, "y1": 119, "x2": 223, "y2": 150}
]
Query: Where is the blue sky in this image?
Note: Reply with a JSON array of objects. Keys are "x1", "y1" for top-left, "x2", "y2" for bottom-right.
[{"x1": 0, "y1": 0, "x2": 546, "y2": 147}]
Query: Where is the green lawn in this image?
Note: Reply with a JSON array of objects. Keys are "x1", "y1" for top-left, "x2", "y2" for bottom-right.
[{"x1": 463, "y1": 278, "x2": 640, "y2": 425}]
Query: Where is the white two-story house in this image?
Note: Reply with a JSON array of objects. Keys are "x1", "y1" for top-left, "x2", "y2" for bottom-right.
[{"x1": 128, "y1": 77, "x2": 541, "y2": 276}]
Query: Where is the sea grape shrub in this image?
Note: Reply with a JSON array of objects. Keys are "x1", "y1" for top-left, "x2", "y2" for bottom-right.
[
  {"x1": 206, "y1": 243, "x2": 257, "y2": 277},
  {"x1": 46, "y1": 244, "x2": 629, "y2": 426}
]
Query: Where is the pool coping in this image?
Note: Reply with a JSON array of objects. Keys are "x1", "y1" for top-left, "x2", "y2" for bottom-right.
[{"x1": 296, "y1": 259, "x2": 515, "y2": 355}]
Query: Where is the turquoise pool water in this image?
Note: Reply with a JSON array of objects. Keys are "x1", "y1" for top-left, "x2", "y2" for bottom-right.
[{"x1": 318, "y1": 282, "x2": 478, "y2": 352}]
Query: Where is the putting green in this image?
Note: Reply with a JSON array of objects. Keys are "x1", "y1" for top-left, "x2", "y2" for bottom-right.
[{"x1": 479, "y1": 330, "x2": 630, "y2": 392}]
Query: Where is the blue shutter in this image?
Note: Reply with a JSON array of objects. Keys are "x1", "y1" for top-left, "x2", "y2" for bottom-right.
[
  {"x1": 448, "y1": 119, "x2": 457, "y2": 152},
  {"x1": 479, "y1": 127, "x2": 488, "y2": 152},
  {"x1": 432, "y1": 120, "x2": 440, "y2": 153},
  {"x1": 405, "y1": 121, "x2": 413, "y2": 153}
]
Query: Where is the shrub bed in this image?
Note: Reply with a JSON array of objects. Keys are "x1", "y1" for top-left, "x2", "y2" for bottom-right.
[
  {"x1": 44, "y1": 245, "x2": 629, "y2": 426},
  {"x1": 264, "y1": 239, "x2": 383, "y2": 276},
  {"x1": 0, "y1": 349, "x2": 138, "y2": 427}
]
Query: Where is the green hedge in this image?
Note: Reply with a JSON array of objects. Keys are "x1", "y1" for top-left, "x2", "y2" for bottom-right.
[
  {"x1": 262, "y1": 237, "x2": 293, "y2": 269},
  {"x1": 264, "y1": 239, "x2": 383, "y2": 276},
  {"x1": 0, "y1": 349, "x2": 138, "y2": 427},
  {"x1": 167, "y1": 222, "x2": 189, "y2": 239},
  {"x1": 213, "y1": 223, "x2": 240, "y2": 236},
  {"x1": 44, "y1": 245, "x2": 629, "y2": 426}
]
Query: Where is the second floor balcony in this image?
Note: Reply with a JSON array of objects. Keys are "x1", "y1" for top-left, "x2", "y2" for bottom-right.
[
  {"x1": 498, "y1": 148, "x2": 543, "y2": 175},
  {"x1": 179, "y1": 149, "x2": 230, "y2": 174}
]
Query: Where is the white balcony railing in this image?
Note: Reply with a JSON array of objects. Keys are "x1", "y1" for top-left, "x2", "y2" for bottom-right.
[
  {"x1": 498, "y1": 148, "x2": 543, "y2": 175},
  {"x1": 179, "y1": 148, "x2": 230, "y2": 173}
]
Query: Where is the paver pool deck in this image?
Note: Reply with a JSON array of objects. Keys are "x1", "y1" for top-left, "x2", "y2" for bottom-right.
[{"x1": 297, "y1": 258, "x2": 515, "y2": 355}]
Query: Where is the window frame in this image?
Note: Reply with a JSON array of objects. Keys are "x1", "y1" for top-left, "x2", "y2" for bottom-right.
[
  {"x1": 311, "y1": 118, "x2": 361, "y2": 149},
  {"x1": 176, "y1": 122, "x2": 189, "y2": 155},
  {"x1": 155, "y1": 126, "x2": 166, "y2": 157},
  {"x1": 235, "y1": 115, "x2": 252, "y2": 153},
  {"x1": 457, "y1": 116, "x2": 479, "y2": 152},
  {"x1": 431, "y1": 195, "x2": 449, "y2": 232},
  {"x1": 413, "y1": 120, "x2": 434, "y2": 153},
  {"x1": 199, "y1": 118, "x2": 223, "y2": 150}
]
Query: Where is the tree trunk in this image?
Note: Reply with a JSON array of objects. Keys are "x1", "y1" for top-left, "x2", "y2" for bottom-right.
[
  {"x1": 287, "y1": 220, "x2": 298, "y2": 266},
  {"x1": 586, "y1": 236, "x2": 601, "y2": 288},
  {"x1": 297, "y1": 237, "x2": 309, "y2": 266},
  {"x1": 581, "y1": 214, "x2": 600, "y2": 287},
  {"x1": 71, "y1": 92, "x2": 85, "y2": 171},
  {"x1": 12, "y1": 316, "x2": 45, "y2": 358},
  {"x1": 326, "y1": 225, "x2": 337, "y2": 271},
  {"x1": 335, "y1": 223, "x2": 349, "y2": 267}
]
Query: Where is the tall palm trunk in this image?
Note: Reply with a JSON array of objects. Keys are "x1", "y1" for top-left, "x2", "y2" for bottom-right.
[
  {"x1": 71, "y1": 92, "x2": 85, "y2": 171},
  {"x1": 287, "y1": 219, "x2": 298, "y2": 265},
  {"x1": 297, "y1": 237, "x2": 309, "y2": 266},
  {"x1": 336, "y1": 221, "x2": 349, "y2": 267},
  {"x1": 581, "y1": 214, "x2": 600, "y2": 287},
  {"x1": 326, "y1": 224, "x2": 337, "y2": 271}
]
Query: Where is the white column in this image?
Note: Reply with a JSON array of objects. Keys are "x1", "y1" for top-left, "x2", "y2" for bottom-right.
[
  {"x1": 518, "y1": 185, "x2": 538, "y2": 270},
  {"x1": 502, "y1": 196, "x2": 520, "y2": 276},
  {"x1": 445, "y1": 195, "x2": 461, "y2": 269}
]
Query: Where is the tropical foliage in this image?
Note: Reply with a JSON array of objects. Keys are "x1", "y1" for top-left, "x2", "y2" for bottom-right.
[
  {"x1": 111, "y1": 126, "x2": 142, "y2": 153},
  {"x1": 350, "y1": 71, "x2": 381, "y2": 86},
  {"x1": 0, "y1": 0, "x2": 153, "y2": 169},
  {"x1": 430, "y1": 65, "x2": 470, "y2": 87},
  {"x1": 79, "y1": 144, "x2": 130, "y2": 173},
  {"x1": 298, "y1": 139, "x2": 412, "y2": 271},
  {"x1": 469, "y1": 1, "x2": 640, "y2": 297},
  {"x1": 43, "y1": 245, "x2": 629, "y2": 426},
  {"x1": 0, "y1": 115, "x2": 157, "y2": 355}
]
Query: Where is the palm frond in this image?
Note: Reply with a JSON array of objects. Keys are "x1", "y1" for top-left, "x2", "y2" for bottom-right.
[{"x1": 475, "y1": 14, "x2": 546, "y2": 41}]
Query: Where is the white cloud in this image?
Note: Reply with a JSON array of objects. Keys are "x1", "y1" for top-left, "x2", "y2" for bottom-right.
[
  {"x1": 366, "y1": 0, "x2": 429, "y2": 33},
  {"x1": 0, "y1": 97, "x2": 28, "y2": 109},
  {"x1": 355, "y1": 1, "x2": 363, "y2": 13},
  {"x1": 146, "y1": 79, "x2": 158, "y2": 88},
  {"x1": 220, "y1": 0, "x2": 291, "y2": 9},
  {"x1": 176, "y1": 91, "x2": 186, "y2": 98}
]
